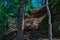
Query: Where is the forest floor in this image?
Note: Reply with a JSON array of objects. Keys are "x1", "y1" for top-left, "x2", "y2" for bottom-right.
[{"x1": 42, "y1": 39, "x2": 60, "y2": 40}]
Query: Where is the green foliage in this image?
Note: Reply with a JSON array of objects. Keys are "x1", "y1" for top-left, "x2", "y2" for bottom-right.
[
  {"x1": 25, "y1": 0, "x2": 33, "y2": 15},
  {"x1": 57, "y1": 25, "x2": 60, "y2": 31},
  {"x1": 0, "y1": 0, "x2": 20, "y2": 37},
  {"x1": 49, "y1": 0, "x2": 60, "y2": 31}
]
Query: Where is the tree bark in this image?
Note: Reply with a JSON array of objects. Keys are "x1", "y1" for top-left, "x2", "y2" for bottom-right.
[{"x1": 16, "y1": 0, "x2": 25, "y2": 40}]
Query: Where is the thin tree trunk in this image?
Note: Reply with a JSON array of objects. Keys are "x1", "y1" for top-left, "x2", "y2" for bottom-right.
[
  {"x1": 16, "y1": 0, "x2": 25, "y2": 40},
  {"x1": 46, "y1": 0, "x2": 52, "y2": 40}
]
